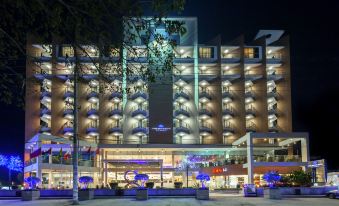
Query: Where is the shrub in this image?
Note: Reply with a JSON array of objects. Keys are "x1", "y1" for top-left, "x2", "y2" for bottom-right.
[{"x1": 289, "y1": 170, "x2": 312, "y2": 187}]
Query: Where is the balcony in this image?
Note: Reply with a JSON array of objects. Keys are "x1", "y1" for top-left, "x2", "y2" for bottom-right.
[
  {"x1": 253, "y1": 155, "x2": 301, "y2": 163},
  {"x1": 223, "y1": 106, "x2": 234, "y2": 116},
  {"x1": 223, "y1": 122, "x2": 234, "y2": 136},
  {"x1": 40, "y1": 90, "x2": 51, "y2": 98},
  {"x1": 63, "y1": 88, "x2": 74, "y2": 99},
  {"x1": 87, "y1": 105, "x2": 99, "y2": 119},
  {"x1": 130, "y1": 90, "x2": 148, "y2": 103},
  {"x1": 62, "y1": 122, "x2": 74, "y2": 136},
  {"x1": 267, "y1": 91, "x2": 278, "y2": 98},
  {"x1": 40, "y1": 107, "x2": 51, "y2": 116},
  {"x1": 267, "y1": 74, "x2": 283, "y2": 81},
  {"x1": 174, "y1": 89, "x2": 190, "y2": 102},
  {"x1": 174, "y1": 124, "x2": 190, "y2": 135},
  {"x1": 39, "y1": 125, "x2": 51, "y2": 133},
  {"x1": 245, "y1": 90, "x2": 255, "y2": 98},
  {"x1": 266, "y1": 53, "x2": 282, "y2": 64},
  {"x1": 109, "y1": 124, "x2": 123, "y2": 135},
  {"x1": 246, "y1": 122, "x2": 256, "y2": 133},
  {"x1": 268, "y1": 125, "x2": 280, "y2": 133},
  {"x1": 110, "y1": 92, "x2": 122, "y2": 103},
  {"x1": 132, "y1": 126, "x2": 149, "y2": 136},
  {"x1": 86, "y1": 123, "x2": 99, "y2": 136},
  {"x1": 34, "y1": 68, "x2": 52, "y2": 80},
  {"x1": 109, "y1": 108, "x2": 123, "y2": 119},
  {"x1": 131, "y1": 108, "x2": 148, "y2": 119},
  {"x1": 87, "y1": 88, "x2": 99, "y2": 103},
  {"x1": 246, "y1": 106, "x2": 256, "y2": 116},
  {"x1": 174, "y1": 106, "x2": 190, "y2": 119},
  {"x1": 199, "y1": 108, "x2": 212, "y2": 119},
  {"x1": 268, "y1": 106, "x2": 278, "y2": 115},
  {"x1": 221, "y1": 52, "x2": 241, "y2": 63},
  {"x1": 63, "y1": 107, "x2": 74, "y2": 120},
  {"x1": 199, "y1": 90, "x2": 212, "y2": 103},
  {"x1": 200, "y1": 123, "x2": 212, "y2": 136}
]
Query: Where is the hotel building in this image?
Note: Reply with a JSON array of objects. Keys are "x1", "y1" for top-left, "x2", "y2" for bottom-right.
[{"x1": 24, "y1": 17, "x2": 312, "y2": 189}]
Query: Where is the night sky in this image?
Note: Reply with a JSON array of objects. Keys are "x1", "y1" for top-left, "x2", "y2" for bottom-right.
[{"x1": 0, "y1": 0, "x2": 338, "y2": 178}]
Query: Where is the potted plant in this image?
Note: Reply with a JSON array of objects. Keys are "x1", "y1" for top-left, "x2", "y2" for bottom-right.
[
  {"x1": 109, "y1": 181, "x2": 119, "y2": 189},
  {"x1": 134, "y1": 173, "x2": 149, "y2": 200},
  {"x1": 263, "y1": 171, "x2": 282, "y2": 199},
  {"x1": 174, "y1": 182, "x2": 183, "y2": 188},
  {"x1": 145, "y1": 182, "x2": 154, "y2": 189},
  {"x1": 195, "y1": 173, "x2": 210, "y2": 200},
  {"x1": 78, "y1": 176, "x2": 94, "y2": 201},
  {"x1": 22, "y1": 177, "x2": 41, "y2": 201}
]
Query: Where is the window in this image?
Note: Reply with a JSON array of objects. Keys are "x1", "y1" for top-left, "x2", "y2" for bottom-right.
[
  {"x1": 244, "y1": 47, "x2": 259, "y2": 58},
  {"x1": 61, "y1": 46, "x2": 74, "y2": 57},
  {"x1": 199, "y1": 47, "x2": 214, "y2": 58}
]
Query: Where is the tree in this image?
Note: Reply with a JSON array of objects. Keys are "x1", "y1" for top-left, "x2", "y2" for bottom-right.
[
  {"x1": 175, "y1": 156, "x2": 199, "y2": 188},
  {"x1": 262, "y1": 171, "x2": 281, "y2": 188},
  {"x1": 7, "y1": 156, "x2": 23, "y2": 186},
  {"x1": 289, "y1": 170, "x2": 312, "y2": 187},
  {"x1": 1, "y1": 0, "x2": 186, "y2": 204},
  {"x1": 0, "y1": 155, "x2": 7, "y2": 166}
]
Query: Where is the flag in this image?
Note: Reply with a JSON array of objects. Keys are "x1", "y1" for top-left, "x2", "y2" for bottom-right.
[
  {"x1": 58, "y1": 148, "x2": 63, "y2": 158},
  {"x1": 95, "y1": 148, "x2": 100, "y2": 156},
  {"x1": 30, "y1": 148, "x2": 41, "y2": 159},
  {"x1": 42, "y1": 148, "x2": 52, "y2": 155},
  {"x1": 64, "y1": 150, "x2": 71, "y2": 160},
  {"x1": 87, "y1": 146, "x2": 91, "y2": 154}
]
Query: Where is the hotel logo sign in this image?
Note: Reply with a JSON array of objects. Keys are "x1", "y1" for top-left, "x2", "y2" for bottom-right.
[{"x1": 151, "y1": 124, "x2": 171, "y2": 132}]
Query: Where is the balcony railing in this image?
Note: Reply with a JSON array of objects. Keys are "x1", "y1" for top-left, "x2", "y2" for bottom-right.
[
  {"x1": 174, "y1": 105, "x2": 190, "y2": 118},
  {"x1": 174, "y1": 89, "x2": 190, "y2": 101},
  {"x1": 174, "y1": 123, "x2": 190, "y2": 134},
  {"x1": 246, "y1": 122, "x2": 256, "y2": 132},
  {"x1": 200, "y1": 122, "x2": 212, "y2": 134},
  {"x1": 253, "y1": 155, "x2": 301, "y2": 163}
]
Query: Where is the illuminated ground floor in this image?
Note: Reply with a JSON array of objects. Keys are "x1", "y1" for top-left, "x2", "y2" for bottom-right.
[{"x1": 24, "y1": 132, "x2": 326, "y2": 189}]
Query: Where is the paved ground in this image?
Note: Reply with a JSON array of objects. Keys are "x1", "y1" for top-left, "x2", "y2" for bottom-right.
[{"x1": 0, "y1": 196, "x2": 338, "y2": 206}]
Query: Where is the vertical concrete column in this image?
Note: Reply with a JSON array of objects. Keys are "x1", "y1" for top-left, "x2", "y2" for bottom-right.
[
  {"x1": 246, "y1": 133, "x2": 254, "y2": 184},
  {"x1": 160, "y1": 161, "x2": 163, "y2": 188},
  {"x1": 301, "y1": 135, "x2": 310, "y2": 162},
  {"x1": 104, "y1": 161, "x2": 108, "y2": 186},
  {"x1": 37, "y1": 139, "x2": 42, "y2": 187}
]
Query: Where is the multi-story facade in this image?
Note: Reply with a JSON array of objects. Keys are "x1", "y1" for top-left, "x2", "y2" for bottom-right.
[{"x1": 24, "y1": 17, "x2": 311, "y2": 189}]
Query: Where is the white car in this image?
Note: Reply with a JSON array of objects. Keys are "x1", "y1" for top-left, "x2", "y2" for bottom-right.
[{"x1": 326, "y1": 190, "x2": 339, "y2": 199}]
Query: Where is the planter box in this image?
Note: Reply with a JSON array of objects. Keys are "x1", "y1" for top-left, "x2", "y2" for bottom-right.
[
  {"x1": 136, "y1": 189, "x2": 148, "y2": 200},
  {"x1": 265, "y1": 188, "x2": 281, "y2": 199},
  {"x1": 196, "y1": 189, "x2": 209, "y2": 200},
  {"x1": 79, "y1": 189, "x2": 94, "y2": 201},
  {"x1": 21, "y1": 190, "x2": 40, "y2": 201}
]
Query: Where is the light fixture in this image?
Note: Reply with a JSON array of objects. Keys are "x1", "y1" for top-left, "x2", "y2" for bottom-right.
[
  {"x1": 225, "y1": 66, "x2": 230, "y2": 70},
  {"x1": 268, "y1": 50, "x2": 272, "y2": 54},
  {"x1": 179, "y1": 49, "x2": 184, "y2": 54},
  {"x1": 245, "y1": 66, "x2": 251, "y2": 70},
  {"x1": 201, "y1": 66, "x2": 206, "y2": 70},
  {"x1": 181, "y1": 65, "x2": 186, "y2": 70},
  {"x1": 224, "y1": 49, "x2": 229, "y2": 53}
]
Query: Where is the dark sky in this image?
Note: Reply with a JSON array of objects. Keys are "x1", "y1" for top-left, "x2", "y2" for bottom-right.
[{"x1": 0, "y1": 0, "x2": 338, "y2": 174}]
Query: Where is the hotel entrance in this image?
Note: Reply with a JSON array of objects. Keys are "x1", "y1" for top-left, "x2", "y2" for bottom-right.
[{"x1": 104, "y1": 159, "x2": 170, "y2": 188}]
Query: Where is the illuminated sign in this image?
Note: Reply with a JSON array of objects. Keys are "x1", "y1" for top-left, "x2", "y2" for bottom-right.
[
  {"x1": 151, "y1": 124, "x2": 171, "y2": 132},
  {"x1": 212, "y1": 167, "x2": 228, "y2": 174}
]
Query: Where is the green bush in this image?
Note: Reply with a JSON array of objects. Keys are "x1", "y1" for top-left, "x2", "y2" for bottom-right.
[{"x1": 289, "y1": 170, "x2": 312, "y2": 187}]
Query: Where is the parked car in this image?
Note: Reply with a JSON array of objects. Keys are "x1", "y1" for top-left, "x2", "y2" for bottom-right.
[{"x1": 326, "y1": 190, "x2": 339, "y2": 199}]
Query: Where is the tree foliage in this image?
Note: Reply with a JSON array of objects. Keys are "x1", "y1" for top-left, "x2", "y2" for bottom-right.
[
  {"x1": 289, "y1": 170, "x2": 312, "y2": 187},
  {"x1": 0, "y1": 0, "x2": 186, "y2": 105}
]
